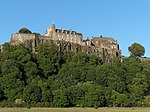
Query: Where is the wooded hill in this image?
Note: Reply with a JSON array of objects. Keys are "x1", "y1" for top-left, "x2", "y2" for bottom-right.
[{"x1": 0, "y1": 42, "x2": 150, "y2": 107}]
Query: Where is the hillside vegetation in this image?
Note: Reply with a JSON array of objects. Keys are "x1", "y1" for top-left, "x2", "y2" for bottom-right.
[{"x1": 0, "y1": 43, "x2": 150, "y2": 107}]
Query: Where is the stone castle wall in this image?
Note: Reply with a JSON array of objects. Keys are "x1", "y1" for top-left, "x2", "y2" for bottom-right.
[{"x1": 11, "y1": 33, "x2": 36, "y2": 44}]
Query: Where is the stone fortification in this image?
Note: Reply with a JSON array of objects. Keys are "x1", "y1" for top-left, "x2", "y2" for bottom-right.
[{"x1": 0, "y1": 24, "x2": 122, "y2": 63}]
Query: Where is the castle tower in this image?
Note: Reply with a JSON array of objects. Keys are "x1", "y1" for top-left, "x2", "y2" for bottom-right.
[{"x1": 44, "y1": 24, "x2": 56, "y2": 37}]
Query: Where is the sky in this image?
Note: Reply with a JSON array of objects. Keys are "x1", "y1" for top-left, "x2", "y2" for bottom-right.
[{"x1": 0, "y1": 0, "x2": 150, "y2": 57}]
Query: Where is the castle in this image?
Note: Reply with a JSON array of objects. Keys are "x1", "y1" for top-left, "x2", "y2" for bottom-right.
[{"x1": 0, "y1": 24, "x2": 121, "y2": 62}]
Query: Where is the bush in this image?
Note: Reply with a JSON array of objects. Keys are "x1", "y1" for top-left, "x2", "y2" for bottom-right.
[{"x1": 0, "y1": 101, "x2": 16, "y2": 107}]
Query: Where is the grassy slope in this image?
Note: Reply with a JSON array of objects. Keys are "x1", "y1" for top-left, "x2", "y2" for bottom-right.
[{"x1": 0, "y1": 108, "x2": 150, "y2": 112}]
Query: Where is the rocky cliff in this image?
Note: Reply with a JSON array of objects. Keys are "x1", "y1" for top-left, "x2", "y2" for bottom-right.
[{"x1": 18, "y1": 38, "x2": 115, "y2": 63}]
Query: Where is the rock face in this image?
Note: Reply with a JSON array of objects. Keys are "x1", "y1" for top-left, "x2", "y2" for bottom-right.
[
  {"x1": 8, "y1": 34, "x2": 119, "y2": 63},
  {"x1": 55, "y1": 40, "x2": 113, "y2": 63}
]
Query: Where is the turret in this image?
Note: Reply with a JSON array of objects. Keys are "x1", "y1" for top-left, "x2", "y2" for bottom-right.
[{"x1": 44, "y1": 24, "x2": 56, "y2": 36}]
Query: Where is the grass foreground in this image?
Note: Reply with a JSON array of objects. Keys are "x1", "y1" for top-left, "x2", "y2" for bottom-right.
[{"x1": 1, "y1": 108, "x2": 150, "y2": 112}]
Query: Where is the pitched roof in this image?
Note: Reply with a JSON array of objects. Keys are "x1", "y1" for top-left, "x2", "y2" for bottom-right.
[{"x1": 92, "y1": 37, "x2": 115, "y2": 41}]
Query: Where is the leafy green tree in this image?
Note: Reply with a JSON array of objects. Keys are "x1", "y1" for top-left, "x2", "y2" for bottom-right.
[
  {"x1": 129, "y1": 73, "x2": 148, "y2": 106},
  {"x1": 56, "y1": 52, "x2": 99, "y2": 87},
  {"x1": 71, "y1": 52, "x2": 89, "y2": 66},
  {"x1": 68, "y1": 82, "x2": 105, "y2": 107},
  {"x1": 24, "y1": 61, "x2": 39, "y2": 84},
  {"x1": 96, "y1": 64, "x2": 111, "y2": 86},
  {"x1": 1, "y1": 44, "x2": 32, "y2": 64},
  {"x1": 62, "y1": 51, "x2": 74, "y2": 63},
  {"x1": 144, "y1": 95, "x2": 150, "y2": 106},
  {"x1": 141, "y1": 61, "x2": 150, "y2": 95},
  {"x1": 128, "y1": 43, "x2": 145, "y2": 57},
  {"x1": 84, "y1": 85, "x2": 105, "y2": 107},
  {"x1": 36, "y1": 43, "x2": 62, "y2": 78},
  {"x1": 67, "y1": 83, "x2": 86, "y2": 106},
  {"x1": 52, "y1": 89, "x2": 70, "y2": 107},
  {"x1": 88, "y1": 55, "x2": 103, "y2": 66},
  {"x1": 110, "y1": 90, "x2": 129, "y2": 107},
  {"x1": 53, "y1": 71, "x2": 78, "y2": 90},
  {"x1": 1, "y1": 60, "x2": 25, "y2": 100},
  {"x1": 0, "y1": 86, "x2": 5, "y2": 101},
  {"x1": 85, "y1": 65, "x2": 97, "y2": 81},
  {"x1": 123, "y1": 56, "x2": 143, "y2": 86},
  {"x1": 38, "y1": 80, "x2": 53, "y2": 102},
  {"x1": 19, "y1": 28, "x2": 32, "y2": 34},
  {"x1": 23, "y1": 78, "x2": 42, "y2": 103}
]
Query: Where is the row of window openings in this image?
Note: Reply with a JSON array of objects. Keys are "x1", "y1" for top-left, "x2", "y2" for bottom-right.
[
  {"x1": 57, "y1": 35, "x2": 77, "y2": 40},
  {"x1": 58, "y1": 35, "x2": 77, "y2": 38},
  {"x1": 95, "y1": 40, "x2": 116, "y2": 44},
  {"x1": 96, "y1": 41, "x2": 117, "y2": 49},
  {"x1": 58, "y1": 37, "x2": 74, "y2": 40},
  {"x1": 96, "y1": 41, "x2": 117, "y2": 45},
  {"x1": 58, "y1": 38, "x2": 77, "y2": 43}
]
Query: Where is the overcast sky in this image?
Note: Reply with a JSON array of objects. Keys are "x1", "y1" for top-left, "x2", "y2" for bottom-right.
[{"x1": 1, "y1": 0, "x2": 150, "y2": 57}]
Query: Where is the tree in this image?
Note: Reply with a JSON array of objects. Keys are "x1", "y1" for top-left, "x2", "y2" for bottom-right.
[
  {"x1": 67, "y1": 82, "x2": 105, "y2": 107},
  {"x1": 110, "y1": 90, "x2": 129, "y2": 107},
  {"x1": 0, "y1": 86, "x2": 5, "y2": 101},
  {"x1": 19, "y1": 28, "x2": 32, "y2": 34},
  {"x1": 129, "y1": 73, "x2": 148, "y2": 106},
  {"x1": 52, "y1": 89, "x2": 70, "y2": 107},
  {"x1": 23, "y1": 78, "x2": 42, "y2": 103},
  {"x1": 36, "y1": 43, "x2": 62, "y2": 78},
  {"x1": 144, "y1": 95, "x2": 150, "y2": 106},
  {"x1": 1, "y1": 60, "x2": 25, "y2": 100},
  {"x1": 84, "y1": 85, "x2": 105, "y2": 107},
  {"x1": 128, "y1": 43, "x2": 145, "y2": 57}
]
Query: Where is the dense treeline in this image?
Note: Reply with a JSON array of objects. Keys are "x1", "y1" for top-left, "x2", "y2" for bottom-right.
[{"x1": 0, "y1": 43, "x2": 150, "y2": 107}]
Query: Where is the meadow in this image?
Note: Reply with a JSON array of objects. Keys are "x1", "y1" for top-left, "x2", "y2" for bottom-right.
[{"x1": 1, "y1": 108, "x2": 150, "y2": 112}]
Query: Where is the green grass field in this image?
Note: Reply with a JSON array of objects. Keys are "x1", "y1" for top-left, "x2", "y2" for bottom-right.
[{"x1": 1, "y1": 108, "x2": 150, "y2": 112}]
